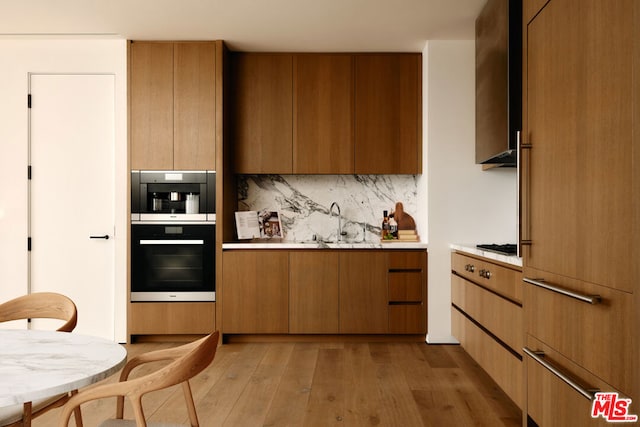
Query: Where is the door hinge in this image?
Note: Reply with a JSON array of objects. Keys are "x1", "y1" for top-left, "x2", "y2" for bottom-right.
[
  {"x1": 27, "y1": 94, "x2": 32, "y2": 109},
  {"x1": 28, "y1": 165, "x2": 32, "y2": 180},
  {"x1": 27, "y1": 237, "x2": 31, "y2": 251}
]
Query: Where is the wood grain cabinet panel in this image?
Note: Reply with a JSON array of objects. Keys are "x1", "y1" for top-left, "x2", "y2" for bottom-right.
[
  {"x1": 526, "y1": 336, "x2": 620, "y2": 427},
  {"x1": 524, "y1": 267, "x2": 634, "y2": 397},
  {"x1": 231, "y1": 53, "x2": 293, "y2": 174},
  {"x1": 451, "y1": 252, "x2": 522, "y2": 303},
  {"x1": 129, "y1": 41, "x2": 216, "y2": 171},
  {"x1": 293, "y1": 54, "x2": 354, "y2": 174},
  {"x1": 354, "y1": 54, "x2": 421, "y2": 174},
  {"x1": 130, "y1": 42, "x2": 174, "y2": 170},
  {"x1": 222, "y1": 251, "x2": 289, "y2": 333},
  {"x1": 452, "y1": 308, "x2": 523, "y2": 409},
  {"x1": 526, "y1": 0, "x2": 634, "y2": 294},
  {"x1": 129, "y1": 302, "x2": 215, "y2": 335},
  {"x1": 289, "y1": 251, "x2": 339, "y2": 333},
  {"x1": 451, "y1": 274, "x2": 522, "y2": 355},
  {"x1": 339, "y1": 251, "x2": 388, "y2": 334},
  {"x1": 173, "y1": 42, "x2": 216, "y2": 170}
]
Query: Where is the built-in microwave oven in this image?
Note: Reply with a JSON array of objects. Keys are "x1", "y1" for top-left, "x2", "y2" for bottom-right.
[{"x1": 131, "y1": 170, "x2": 215, "y2": 222}]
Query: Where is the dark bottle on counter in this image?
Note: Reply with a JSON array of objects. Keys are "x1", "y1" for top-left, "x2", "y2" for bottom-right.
[{"x1": 381, "y1": 210, "x2": 390, "y2": 239}]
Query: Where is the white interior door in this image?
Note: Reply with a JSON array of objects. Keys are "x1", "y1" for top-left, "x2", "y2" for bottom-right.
[{"x1": 29, "y1": 74, "x2": 115, "y2": 340}]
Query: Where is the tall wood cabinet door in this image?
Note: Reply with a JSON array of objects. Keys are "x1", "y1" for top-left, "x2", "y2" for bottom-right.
[
  {"x1": 339, "y1": 251, "x2": 388, "y2": 333},
  {"x1": 232, "y1": 53, "x2": 293, "y2": 174},
  {"x1": 293, "y1": 54, "x2": 354, "y2": 174},
  {"x1": 354, "y1": 54, "x2": 421, "y2": 174},
  {"x1": 130, "y1": 42, "x2": 174, "y2": 170},
  {"x1": 222, "y1": 251, "x2": 289, "y2": 333},
  {"x1": 289, "y1": 251, "x2": 339, "y2": 333},
  {"x1": 173, "y1": 42, "x2": 216, "y2": 170},
  {"x1": 525, "y1": 0, "x2": 634, "y2": 293}
]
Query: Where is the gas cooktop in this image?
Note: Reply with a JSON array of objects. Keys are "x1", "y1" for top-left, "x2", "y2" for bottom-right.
[{"x1": 476, "y1": 243, "x2": 517, "y2": 256}]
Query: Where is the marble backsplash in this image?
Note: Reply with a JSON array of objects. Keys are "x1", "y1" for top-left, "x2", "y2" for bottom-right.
[{"x1": 237, "y1": 175, "x2": 418, "y2": 242}]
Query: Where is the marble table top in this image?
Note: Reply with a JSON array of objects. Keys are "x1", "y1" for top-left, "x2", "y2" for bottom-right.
[{"x1": 0, "y1": 329, "x2": 127, "y2": 407}]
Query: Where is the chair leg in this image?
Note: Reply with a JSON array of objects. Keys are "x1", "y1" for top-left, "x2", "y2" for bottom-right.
[
  {"x1": 182, "y1": 381, "x2": 199, "y2": 427},
  {"x1": 71, "y1": 390, "x2": 84, "y2": 427},
  {"x1": 22, "y1": 402, "x2": 32, "y2": 427}
]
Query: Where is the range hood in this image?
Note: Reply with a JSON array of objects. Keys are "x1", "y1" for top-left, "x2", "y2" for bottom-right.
[{"x1": 475, "y1": 0, "x2": 522, "y2": 166}]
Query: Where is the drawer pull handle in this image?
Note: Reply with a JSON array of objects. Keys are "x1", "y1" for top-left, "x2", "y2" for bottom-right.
[
  {"x1": 523, "y1": 277, "x2": 601, "y2": 305},
  {"x1": 479, "y1": 269, "x2": 492, "y2": 279},
  {"x1": 464, "y1": 264, "x2": 475, "y2": 273},
  {"x1": 523, "y1": 347, "x2": 599, "y2": 401}
]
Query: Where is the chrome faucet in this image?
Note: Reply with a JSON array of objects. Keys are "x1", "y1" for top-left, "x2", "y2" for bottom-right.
[{"x1": 329, "y1": 202, "x2": 342, "y2": 242}]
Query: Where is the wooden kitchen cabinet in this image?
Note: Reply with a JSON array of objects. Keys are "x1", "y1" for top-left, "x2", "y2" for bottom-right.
[
  {"x1": 129, "y1": 302, "x2": 215, "y2": 336},
  {"x1": 387, "y1": 251, "x2": 427, "y2": 334},
  {"x1": 129, "y1": 41, "x2": 216, "y2": 170},
  {"x1": 222, "y1": 251, "x2": 289, "y2": 333},
  {"x1": 354, "y1": 54, "x2": 422, "y2": 174},
  {"x1": 339, "y1": 251, "x2": 388, "y2": 334},
  {"x1": 293, "y1": 54, "x2": 354, "y2": 174},
  {"x1": 231, "y1": 53, "x2": 293, "y2": 174},
  {"x1": 451, "y1": 251, "x2": 523, "y2": 408},
  {"x1": 289, "y1": 251, "x2": 339, "y2": 333},
  {"x1": 130, "y1": 42, "x2": 173, "y2": 170},
  {"x1": 522, "y1": 0, "x2": 639, "y2": 422},
  {"x1": 230, "y1": 52, "x2": 422, "y2": 174}
]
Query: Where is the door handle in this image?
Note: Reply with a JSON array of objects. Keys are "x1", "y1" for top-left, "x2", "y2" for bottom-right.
[{"x1": 89, "y1": 235, "x2": 110, "y2": 240}]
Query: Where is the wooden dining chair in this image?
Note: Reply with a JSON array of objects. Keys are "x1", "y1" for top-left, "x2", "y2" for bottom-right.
[
  {"x1": 0, "y1": 292, "x2": 81, "y2": 427},
  {"x1": 58, "y1": 331, "x2": 220, "y2": 427},
  {"x1": 0, "y1": 292, "x2": 77, "y2": 332}
]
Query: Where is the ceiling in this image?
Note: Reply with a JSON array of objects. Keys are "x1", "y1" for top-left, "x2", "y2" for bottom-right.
[{"x1": 0, "y1": 0, "x2": 486, "y2": 52}]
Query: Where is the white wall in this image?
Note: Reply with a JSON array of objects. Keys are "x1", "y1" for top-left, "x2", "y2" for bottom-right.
[
  {"x1": 0, "y1": 38, "x2": 128, "y2": 342},
  {"x1": 423, "y1": 40, "x2": 517, "y2": 343}
]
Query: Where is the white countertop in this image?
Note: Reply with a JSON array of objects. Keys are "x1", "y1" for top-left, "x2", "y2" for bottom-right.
[
  {"x1": 224, "y1": 240, "x2": 428, "y2": 250},
  {"x1": 450, "y1": 243, "x2": 522, "y2": 267}
]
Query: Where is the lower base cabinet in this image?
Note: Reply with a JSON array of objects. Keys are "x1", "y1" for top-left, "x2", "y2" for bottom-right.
[
  {"x1": 526, "y1": 336, "x2": 621, "y2": 427},
  {"x1": 129, "y1": 302, "x2": 215, "y2": 336},
  {"x1": 221, "y1": 249, "x2": 427, "y2": 336},
  {"x1": 451, "y1": 250, "x2": 523, "y2": 409},
  {"x1": 289, "y1": 251, "x2": 339, "y2": 333},
  {"x1": 339, "y1": 251, "x2": 388, "y2": 333},
  {"x1": 222, "y1": 251, "x2": 289, "y2": 333}
]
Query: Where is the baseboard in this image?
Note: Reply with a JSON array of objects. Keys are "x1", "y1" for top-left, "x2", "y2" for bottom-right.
[{"x1": 426, "y1": 333, "x2": 460, "y2": 344}]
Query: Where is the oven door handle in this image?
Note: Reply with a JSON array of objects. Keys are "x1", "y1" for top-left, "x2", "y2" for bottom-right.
[{"x1": 139, "y1": 240, "x2": 204, "y2": 245}]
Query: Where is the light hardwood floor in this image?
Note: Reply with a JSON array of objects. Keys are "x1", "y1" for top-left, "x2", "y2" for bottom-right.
[{"x1": 36, "y1": 341, "x2": 521, "y2": 427}]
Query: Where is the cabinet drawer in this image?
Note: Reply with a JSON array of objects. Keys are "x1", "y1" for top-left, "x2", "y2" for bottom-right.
[
  {"x1": 451, "y1": 252, "x2": 522, "y2": 303},
  {"x1": 452, "y1": 307, "x2": 523, "y2": 409},
  {"x1": 129, "y1": 302, "x2": 215, "y2": 335},
  {"x1": 524, "y1": 267, "x2": 634, "y2": 396},
  {"x1": 526, "y1": 335, "x2": 624, "y2": 427},
  {"x1": 388, "y1": 272, "x2": 422, "y2": 302},
  {"x1": 388, "y1": 304, "x2": 424, "y2": 334},
  {"x1": 451, "y1": 274, "x2": 522, "y2": 355},
  {"x1": 388, "y1": 251, "x2": 426, "y2": 270}
]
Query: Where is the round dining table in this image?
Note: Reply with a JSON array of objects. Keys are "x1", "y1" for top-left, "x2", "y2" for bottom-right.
[{"x1": 0, "y1": 329, "x2": 127, "y2": 407}]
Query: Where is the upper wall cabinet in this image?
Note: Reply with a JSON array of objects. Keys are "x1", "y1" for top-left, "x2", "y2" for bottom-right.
[
  {"x1": 231, "y1": 53, "x2": 293, "y2": 174},
  {"x1": 231, "y1": 52, "x2": 422, "y2": 175},
  {"x1": 354, "y1": 54, "x2": 422, "y2": 174},
  {"x1": 130, "y1": 41, "x2": 216, "y2": 170},
  {"x1": 293, "y1": 54, "x2": 354, "y2": 174}
]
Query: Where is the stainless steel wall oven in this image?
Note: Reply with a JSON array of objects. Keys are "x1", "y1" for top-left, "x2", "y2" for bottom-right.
[
  {"x1": 131, "y1": 224, "x2": 215, "y2": 302},
  {"x1": 130, "y1": 170, "x2": 216, "y2": 302}
]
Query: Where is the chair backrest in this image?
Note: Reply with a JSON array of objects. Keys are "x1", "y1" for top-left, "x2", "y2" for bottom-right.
[
  {"x1": 126, "y1": 331, "x2": 220, "y2": 399},
  {"x1": 58, "y1": 331, "x2": 220, "y2": 427},
  {"x1": 0, "y1": 292, "x2": 78, "y2": 332}
]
